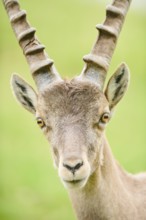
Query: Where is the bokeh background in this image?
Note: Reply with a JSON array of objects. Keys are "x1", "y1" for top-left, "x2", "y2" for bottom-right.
[{"x1": 0, "y1": 0, "x2": 146, "y2": 219}]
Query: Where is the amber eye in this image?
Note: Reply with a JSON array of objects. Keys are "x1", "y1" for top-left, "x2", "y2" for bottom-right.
[
  {"x1": 36, "y1": 117, "x2": 45, "y2": 128},
  {"x1": 100, "y1": 113, "x2": 110, "y2": 124}
]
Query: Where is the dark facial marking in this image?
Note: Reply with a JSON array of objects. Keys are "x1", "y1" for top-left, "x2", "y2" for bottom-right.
[
  {"x1": 16, "y1": 81, "x2": 27, "y2": 93},
  {"x1": 22, "y1": 95, "x2": 35, "y2": 110},
  {"x1": 115, "y1": 68, "x2": 125, "y2": 84}
]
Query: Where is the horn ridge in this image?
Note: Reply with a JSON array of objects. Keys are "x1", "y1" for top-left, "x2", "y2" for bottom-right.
[
  {"x1": 79, "y1": 0, "x2": 132, "y2": 89},
  {"x1": 3, "y1": 0, "x2": 62, "y2": 89}
]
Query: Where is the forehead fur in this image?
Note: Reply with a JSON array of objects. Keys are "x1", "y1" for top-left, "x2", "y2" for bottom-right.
[{"x1": 37, "y1": 80, "x2": 108, "y2": 118}]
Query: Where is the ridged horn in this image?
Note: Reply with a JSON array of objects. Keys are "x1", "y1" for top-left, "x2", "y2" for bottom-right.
[
  {"x1": 3, "y1": 0, "x2": 62, "y2": 90},
  {"x1": 79, "y1": 0, "x2": 132, "y2": 89}
]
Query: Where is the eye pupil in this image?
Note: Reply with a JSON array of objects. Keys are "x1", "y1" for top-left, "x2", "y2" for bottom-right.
[
  {"x1": 101, "y1": 113, "x2": 110, "y2": 123},
  {"x1": 103, "y1": 115, "x2": 109, "y2": 119},
  {"x1": 36, "y1": 117, "x2": 45, "y2": 128}
]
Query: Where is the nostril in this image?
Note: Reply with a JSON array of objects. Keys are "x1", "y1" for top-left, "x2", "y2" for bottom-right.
[
  {"x1": 63, "y1": 161, "x2": 84, "y2": 174},
  {"x1": 74, "y1": 162, "x2": 83, "y2": 170}
]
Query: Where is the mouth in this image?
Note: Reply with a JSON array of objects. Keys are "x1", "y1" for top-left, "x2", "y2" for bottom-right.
[{"x1": 63, "y1": 178, "x2": 87, "y2": 189}]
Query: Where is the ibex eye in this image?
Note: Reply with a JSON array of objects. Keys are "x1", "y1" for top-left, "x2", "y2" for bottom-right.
[
  {"x1": 36, "y1": 117, "x2": 45, "y2": 128},
  {"x1": 100, "y1": 113, "x2": 110, "y2": 124}
]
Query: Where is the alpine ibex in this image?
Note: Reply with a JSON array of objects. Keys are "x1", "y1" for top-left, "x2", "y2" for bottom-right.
[{"x1": 3, "y1": 0, "x2": 146, "y2": 219}]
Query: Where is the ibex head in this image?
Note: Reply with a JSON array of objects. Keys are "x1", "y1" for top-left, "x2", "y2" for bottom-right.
[{"x1": 4, "y1": 0, "x2": 131, "y2": 189}]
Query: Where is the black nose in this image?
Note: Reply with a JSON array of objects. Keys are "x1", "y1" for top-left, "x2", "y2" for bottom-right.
[{"x1": 63, "y1": 161, "x2": 83, "y2": 174}]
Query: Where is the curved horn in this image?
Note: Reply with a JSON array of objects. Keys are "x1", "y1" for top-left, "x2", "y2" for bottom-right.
[
  {"x1": 3, "y1": 0, "x2": 62, "y2": 90},
  {"x1": 79, "y1": 0, "x2": 132, "y2": 89}
]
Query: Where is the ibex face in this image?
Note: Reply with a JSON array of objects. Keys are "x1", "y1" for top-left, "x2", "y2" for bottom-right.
[
  {"x1": 36, "y1": 80, "x2": 109, "y2": 189},
  {"x1": 4, "y1": 0, "x2": 131, "y2": 189},
  {"x1": 11, "y1": 63, "x2": 129, "y2": 189}
]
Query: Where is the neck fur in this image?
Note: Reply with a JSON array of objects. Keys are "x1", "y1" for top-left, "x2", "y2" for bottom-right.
[{"x1": 68, "y1": 136, "x2": 136, "y2": 220}]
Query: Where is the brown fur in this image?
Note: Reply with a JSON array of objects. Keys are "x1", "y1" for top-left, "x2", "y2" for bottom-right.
[
  {"x1": 6, "y1": 0, "x2": 146, "y2": 219},
  {"x1": 35, "y1": 80, "x2": 146, "y2": 220},
  {"x1": 11, "y1": 75, "x2": 146, "y2": 219}
]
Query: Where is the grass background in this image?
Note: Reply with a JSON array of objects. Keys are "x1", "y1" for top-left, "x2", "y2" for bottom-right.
[{"x1": 0, "y1": 0, "x2": 146, "y2": 219}]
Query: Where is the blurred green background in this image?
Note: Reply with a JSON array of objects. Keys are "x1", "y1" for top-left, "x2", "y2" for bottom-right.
[{"x1": 0, "y1": 0, "x2": 146, "y2": 219}]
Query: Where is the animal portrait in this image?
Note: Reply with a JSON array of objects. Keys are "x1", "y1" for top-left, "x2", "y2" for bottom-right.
[{"x1": 1, "y1": 0, "x2": 146, "y2": 219}]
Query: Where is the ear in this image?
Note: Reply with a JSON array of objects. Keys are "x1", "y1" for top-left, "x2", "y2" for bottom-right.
[
  {"x1": 11, "y1": 74, "x2": 38, "y2": 114},
  {"x1": 105, "y1": 63, "x2": 130, "y2": 110}
]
